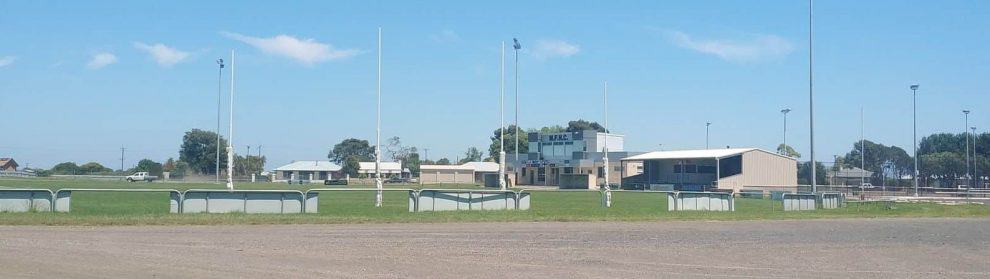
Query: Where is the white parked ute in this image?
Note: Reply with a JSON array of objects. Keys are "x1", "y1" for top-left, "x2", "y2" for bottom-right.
[{"x1": 125, "y1": 172, "x2": 158, "y2": 182}]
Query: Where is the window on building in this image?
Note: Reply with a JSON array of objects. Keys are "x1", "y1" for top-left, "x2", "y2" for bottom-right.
[
  {"x1": 719, "y1": 155, "x2": 743, "y2": 178},
  {"x1": 698, "y1": 166, "x2": 716, "y2": 174},
  {"x1": 563, "y1": 167, "x2": 573, "y2": 174},
  {"x1": 674, "y1": 164, "x2": 698, "y2": 173},
  {"x1": 597, "y1": 167, "x2": 605, "y2": 178}
]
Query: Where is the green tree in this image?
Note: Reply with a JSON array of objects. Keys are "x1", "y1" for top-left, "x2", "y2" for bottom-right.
[
  {"x1": 132, "y1": 159, "x2": 164, "y2": 177},
  {"x1": 163, "y1": 158, "x2": 190, "y2": 178},
  {"x1": 341, "y1": 155, "x2": 361, "y2": 177},
  {"x1": 797, "y1": 161, "x2": 827, "y2": 185},
  {"x1": 459, "y1": 147, "x2": 483, "y2": 164},
  {"x1": 179, "y1": 129, "x2": 228, "y2": 175},
  {"x1": 50, "y1": 162, "x2": 80, "y2": 175},
  {"x1": 566, "y1": 119, "x2": 606, "y2": 132},
  {"x1": 436, "y1": 158, "x2": 451, "y2": 165},
  {"x1": 79, "y1": 162, "x2": 112, "y2": 174},
  {"x1": 920, "y1": 152, "x2": 965, "y2": 186},
  {"x1": 776, "y1": 144, "x2": 801, "y2": 158},
  {"x1": 328, "y1": 138, "x2": 375, "y2": 164},
  {"x1": 527, "y1": 125, "x2": 565, "y2": 133},
  {"x1": 488, "y1": 125, "x2": 527, "y2": 161},
  {"x1": 234, "y1": 155, "x2": 266, "y2": 176},
  {"x1": 407, "y1": 152, "x2": 422, "y2": 176}
]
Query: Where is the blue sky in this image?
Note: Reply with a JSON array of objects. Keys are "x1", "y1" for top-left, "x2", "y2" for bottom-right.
[{"x1": 1, "y1": 0, "x2": 987, "y2": 169}]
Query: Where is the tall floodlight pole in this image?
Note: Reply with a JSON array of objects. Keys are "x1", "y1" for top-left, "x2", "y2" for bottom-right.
[
  {"x1": 226, "y1": 50, "x2": 235, "y2": 191},
  {"x1": 809, "y1": 0, "x2": 818, "y2": 193},
  {"x1": 963, "y1": 110, "x2": 970, "y2": 188},
  {"x1": 375, "y1": 27, "x2": 383, "y2": 207},
  {"x1": 972, "y1": 126, "x2": 978, "y2": 188},
  {"x1": 705, "y1": 122, "x2": 711, "y2": 149},
  {"x1": 216, "y1": 59, "x2": 224, "y2": 183},
  {"x1": 781, "y1": 108, "x2": 791, "y2": 155},
  {"x1": 602, "y1": 81, "x2": 612, "y2": 207},
  {"x1": 911, "y1": 84, "x2": 919, "y2": 196},
  {"x1": 498, "y1": 41, "x2": 507, "y2": 191},
  {"x1": 513, "y1": 38, "x2": 521, "y2": 177},
  {"x1": 861, "y1": 107, "x2": 865, "y2": 187}
]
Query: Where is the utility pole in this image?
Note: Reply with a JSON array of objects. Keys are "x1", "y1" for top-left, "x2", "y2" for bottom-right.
[
  {"x1": 911, "y1": 84, "x2": 919, "y2": 196},
  {"x1": 120, "y1": 147, "x2": 126, "y2": 172},
  {"x1": 602, "y1": 81, "x2": 612, "y2": 207},
  {"x1": 216, "y1": 58, "x2": 224, "y2": 183},
  {"x1": 498, "y1": 41, "x2": 506, "y2": 191},
  {"x1": 964, "y1": 110, "x2": 970, "y2": 188},
  {"x1": 375, "y1": 27, "x2": 383, "y2": 207},
  {"x1": 781, "y1": 108, "x2": 791, "y2": 155},
  {"x1": 809, "y1": 0, "x2": 818, "y2": 193},
  {"x1": 226, "y1": 49, "x2": 235, "y2": 191},
  {"x1": 705, "y1": 122, "x2": 711, "y2": 149},
  {"x1": 513, "y1": 38, "x2": 522, "y2": 181},
  {"x1": 861, "y1": 107, "x2": 865, "y2": 187},
  {"x1": 423, "y1": 148, "x2": 429, "y2": 161},
  {"x1": 973, "y1": 126, "x2": 979, "y2": 188}
]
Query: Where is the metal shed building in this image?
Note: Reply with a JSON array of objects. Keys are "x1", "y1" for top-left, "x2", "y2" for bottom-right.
[
  {"x1": 620, "y1": 148, "x2": 797, "y2": 192},
  {"x1": 418, "y1": 162, "x2": 498, "y2": 184}
]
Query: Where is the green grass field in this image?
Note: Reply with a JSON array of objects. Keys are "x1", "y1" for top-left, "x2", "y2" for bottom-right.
[{"x1": 2, "y1": 178, "x2": 989, "y2": 225}]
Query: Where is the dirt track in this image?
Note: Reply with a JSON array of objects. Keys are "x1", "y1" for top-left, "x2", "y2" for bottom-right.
[{"x1": 1, "y1": 218, "x2": 989, "y2": 278}]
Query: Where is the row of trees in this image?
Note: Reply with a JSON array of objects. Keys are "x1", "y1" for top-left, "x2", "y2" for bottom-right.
[
  {"x1": 325, "y1": 137, "x2": 490, "y2": 178},
  {"x1": 795, "y1": 132, "x2": 989, "y2": 187}
]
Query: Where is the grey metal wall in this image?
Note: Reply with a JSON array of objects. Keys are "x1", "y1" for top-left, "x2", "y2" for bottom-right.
[
  {"x1": 782, "y1": 193, "x2": 817, "y2": 211},
  {"x1": 0, "y1": 189, "x2": 53, "y2": 212},
  {"x1": 671, "y1": 192, "x2": 734, "y2": 211},
  {"x1": 414, "y1": 189, "x2": 527, "y2": 212},
  {"x1": 181, "y1": 190, "x2": 307, "y2": 214}
]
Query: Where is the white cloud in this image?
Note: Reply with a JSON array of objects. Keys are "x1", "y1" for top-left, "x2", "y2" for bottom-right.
[
  {"x1": 0, "y1": 56, "x2": 15, "y2": 67},
  {"x1": 666, "y1": 30, "x2": 794, "y2": 63},
  {"x1": 532, "y1": 39, "x2": 580, "y2": 59},
  {"x1": 86, "y1": 52, "x2": 117, "y2": 69},
  {"x1": 430, "y1": 30, "x2": 462, "y2": 43},
  {"x1": 222, "y1": 32, "x2": 359, "y2": 65},
  {"x1": 134, "y1": 42, "x2": 190, "y2": 67}
]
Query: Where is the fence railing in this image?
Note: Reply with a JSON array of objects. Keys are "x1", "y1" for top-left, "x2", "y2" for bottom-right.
[
  {"x1": 53, "y1": 188, "x2": 182, "y2": 213},
  {"x1": 304, "y1": 188, "x2": 415, "y2": 213},
  {"x1": 0, "y1": 189, "x2": 54, "y2": 212},
  {"x1": 181, "y1": 189, "x2": 308, "y2": 214}
]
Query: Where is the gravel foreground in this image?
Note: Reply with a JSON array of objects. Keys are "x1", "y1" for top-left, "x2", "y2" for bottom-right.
[{"x1": 1, "y1": 218, "x2": 988, "y2": 278}]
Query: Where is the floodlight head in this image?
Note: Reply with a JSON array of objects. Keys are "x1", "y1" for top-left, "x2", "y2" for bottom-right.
[
  {"x1": 963, "y1": 110, "x2": 970, "y2": 114},
  {"x1": 781, "y1": 108, "x2": 791, "y2": 114},
  {"x1": 217, "y1": 58, "x2": 224, "y2": 68},
  {"x1": 706, "y1": 122, "x2": 711, "y2": 126},
  {"x1": 513, "y1": 38, "x2": 521, "y2": 50},
  {"x1": 910, "y1": 84, "x2": 919, "y2": 91}
]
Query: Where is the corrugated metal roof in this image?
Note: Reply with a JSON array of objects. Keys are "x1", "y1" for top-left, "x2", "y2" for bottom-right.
[
  {"x1": 359, "y1": 161, "x2": 403, "y2": 172},
  {"x1": 273, "y1": 161, "x2": 341, "y2": 172},
  {"x1": 420, "y1": 164, "x2": 474, "y2": 171},
  {"x1": 462, "y1": 162, "x2": 499, "y2": 172},
  {"x1": 621, "y1": 148, "x2": 765, "y2": 161}
]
